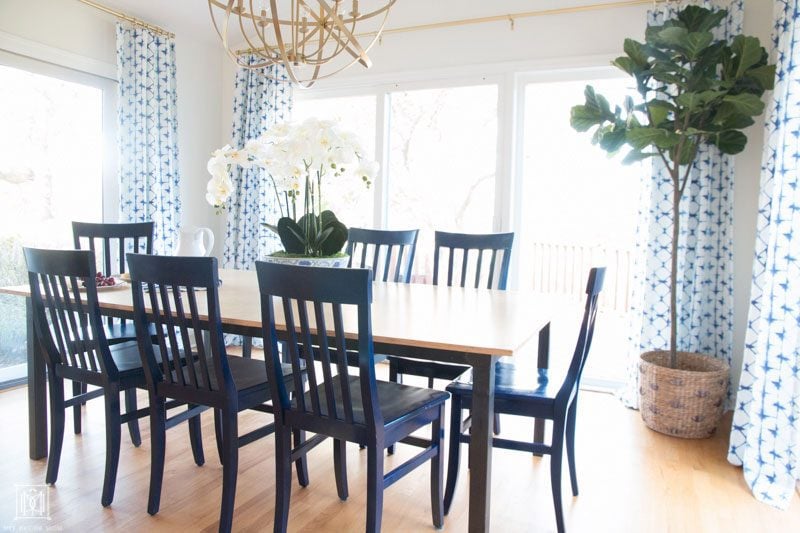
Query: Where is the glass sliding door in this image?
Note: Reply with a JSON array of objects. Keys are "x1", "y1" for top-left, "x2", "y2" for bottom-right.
[
  {"x1": 518, "y1": 73, "x2": 646, "y2": 387},
  {"x1": 386, "y1": 84, "x2": 499, "y2": 281},
  {"x1": 0, "y1": 55, "x2": 114, "y2": 386}
]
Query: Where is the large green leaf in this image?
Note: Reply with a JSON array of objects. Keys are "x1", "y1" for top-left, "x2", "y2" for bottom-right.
[
  {"x1": 732, "y1": 35, "x2": 765, "y2": 78},
  {"x1": 627, "y1": 127, "x2": 680, "y2": 150},
  {"x1": 675, "y1": 90, "x2": 724, "y2": 111},
  {"x1": 722, "y1": 93, "x2": 765, "y2": 116},
  {"x1": 623, "y1": 38, "x2": 649, "y2": 67},
  {"x1": 684, "y1": 31, "x2": 714, "y2": 60},
  {"x1": 677, "y1": 6, "x2": 727, "y2": 33},
  {"x1": 612, "y1": 56, "x2": 635, "y2": 76},
  {"x1": 622, "y1": 149, "x2": 658, "y2": 165},
  {"x1": 746, "y1": 64, "x2": 777, "y2": 91},
  {"x1": 655, "y1": 26, "x2": 690, "y2": 49},
  {"x1": 711, "y1": 130, "x2": 748, "y2": 155},
  {"x1": 598, "y1": 126, "x2": 628, "y2": 153}
]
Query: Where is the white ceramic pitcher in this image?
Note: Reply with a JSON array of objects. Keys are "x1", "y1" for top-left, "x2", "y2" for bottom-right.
[{"x1": 175, "y1": 227, "x2": 215, "y2": 257}]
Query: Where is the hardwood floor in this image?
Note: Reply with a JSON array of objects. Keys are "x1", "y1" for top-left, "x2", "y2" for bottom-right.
[{"x1": 0, "y1": 369, "x2": 797, "y2": 532}]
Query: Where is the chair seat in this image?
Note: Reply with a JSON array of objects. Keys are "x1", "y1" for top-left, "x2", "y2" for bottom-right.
[
  {"x1": 447, "y1": 362, "x2": 555, "y2": 401},
  {"x1": 172, "y1": 356, "x2": 294, "y2": 404},
  {"x1": 110, "y1": 341, "x2": 149, "y2": 376},
  {"x1": 105, "y1": 321, "x2": 157, "y2": 344},
  {"x1": 303, "y1": 375, "x2": 449, "y2": 426}
]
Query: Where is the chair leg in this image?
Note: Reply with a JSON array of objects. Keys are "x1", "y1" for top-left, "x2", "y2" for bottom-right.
[
  {"x1": 101, "y1": 386, "x2": 122, "y2": 507},
  {"x1": 493, "y1": 413, "x2": 501, "y2": 436},
  {"x1": 124, "y1": 388, "x2": 142, "y2": 447},
  {"x1": 443, "y1": 393, "x2": 462, "y2": 515},
  {"x1": 45, "y1": 374, "x2": 66, "y2": 485},
  {"x1": 387, "y1": 363, "x2": 399, "y2": 456},
  {"x1": 219, "y1": 411, "x2": 239, "y2": 533},
  {"x1": 333, "y1": 439, "x2": 349, "y2": 501},
  {"x1": 72, "y1": 380, "x2": 82, "y2": 434},
  {"x1": 430, "y1": 404, "x2": 445, "y2": 529},
  {"x1": 566, "y1": 401, "x2": 579, "y2": 497},
  {"x1": 188, "y1": 405, "x2": 205, "y2": 467},
  {"x1": 273, "y1": 428, "x2": 292, "y2": 533},
  {"x1": 551, "y1": 419, "x2": 567, "y2": 533},
  {"x1": 294, "y1": 429, "x2": 309, "y2": 487},
  {"x1": 366, "y1": 444, "x2": 385, "y2": 533},
  {"x1": 214, "y1": 408, "x2": 224, "y2": 465},
  {"x1": 241, "y1": 336, "x2": 252, "y2": 359},
  {"x1": 147, "y1": 396, "x2": 167, "y2": 515}
]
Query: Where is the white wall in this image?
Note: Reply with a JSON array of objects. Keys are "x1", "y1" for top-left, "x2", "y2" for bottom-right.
[
  {"x1": 0, "y1": 0, "x2": 224, "y2": 254},
  {"x1": 262, "y1": 1, "x2": 770, "y2": 393}
]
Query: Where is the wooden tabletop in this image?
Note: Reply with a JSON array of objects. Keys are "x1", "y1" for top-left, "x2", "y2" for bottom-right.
[{"x1": 1, "y1": 268, "x2": 552, "y2": 357}]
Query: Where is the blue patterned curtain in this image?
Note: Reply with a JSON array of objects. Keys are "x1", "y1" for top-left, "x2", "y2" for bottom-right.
[
  {"x1": 116, "y1": 23, "x2": 181, "y2": 255},
  {"x1": 621, "y1": 1, "x2": 741, "y2": 408},
  {"x1": 727, "y1": 0, "x2": 800, "y2": 510},
  {"x1": 223, "y1": 56, "x2": 292, "y2": 270}
]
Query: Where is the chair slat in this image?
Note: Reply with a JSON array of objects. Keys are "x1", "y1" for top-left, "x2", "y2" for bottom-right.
[
  {"x1": 171, "y1": 285, "x2": 199, "y2": 389},
  {"x1": 313, "y1": 301, "x2": 338, "y2": 419},
  {"x1": 281, "y1": 297, "x2": 307, "y2": 413},
  {"x1": 186, "y1": 288, "x2": 213, "y2": 390},
  {"x1": 296, "y1": 300, "x2": 322, "y2": 416},
  {"x1": 331, "y1": 303, "x2": 354, "y2": 424}
]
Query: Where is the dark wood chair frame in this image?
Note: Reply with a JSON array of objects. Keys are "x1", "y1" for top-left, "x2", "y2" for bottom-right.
[
  {"x1": 23, "y1": 247, "x2": 202, "y2": 507},
  {"x1": 346, "y1": 227, "x2": 419, "y2": 283},
  {"x1": 71, "y1": 221, "x2": 154, "y2": 442},
  {"x1": 257, "y1": 262, "x2": 448, "y2": 533},
  {"x1": 128, "y1": 254, "x2": 303, "y2": 533},
  {"x1": 443, "y1": 267, "x2": 606, "y2": 533}
]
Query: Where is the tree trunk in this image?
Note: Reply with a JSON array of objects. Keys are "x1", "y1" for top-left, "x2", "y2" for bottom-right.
[{"x1": 670, "y1": 175, "x2": 680, "y2": 369}]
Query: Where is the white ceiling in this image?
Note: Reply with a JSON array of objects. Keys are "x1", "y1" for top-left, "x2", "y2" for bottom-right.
[{"x1": 91, "y1": 0, "x2": 633, "y2": 44}]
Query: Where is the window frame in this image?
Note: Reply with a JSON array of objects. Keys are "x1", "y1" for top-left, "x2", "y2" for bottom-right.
[{"x1": 0, "y1": 42, "x2": 118, "y2": 388}]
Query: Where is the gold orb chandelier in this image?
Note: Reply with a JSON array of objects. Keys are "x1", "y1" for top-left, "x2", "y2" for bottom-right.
[{"x1": 208, "y1": 1, "x2": 397, "y2": 87}]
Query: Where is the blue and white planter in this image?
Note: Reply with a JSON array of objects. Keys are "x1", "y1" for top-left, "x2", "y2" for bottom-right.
[{"x1": 262, "y1": 254, "x2": 350, "y2": 268}]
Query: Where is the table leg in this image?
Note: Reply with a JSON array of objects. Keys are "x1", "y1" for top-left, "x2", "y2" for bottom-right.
[
  {"x1": 27, "y1": 297, "x2": 48, "y2": 460},
  {"x1": 533, "y1": 322, "x2": 550, "y2": 456},
  {"x1": 467, "y1": 355, "x2": 497, "y2": 533}
]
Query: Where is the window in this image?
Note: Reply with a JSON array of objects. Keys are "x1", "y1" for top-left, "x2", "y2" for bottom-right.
[
  {"x1": 295, "y1": 69, "x2": 642, "y2": 388},
  {"x1": 291, "y1": 94, "x2": 377, "y2": 229},
  {"x1": 517, "y1": 74, "x2": 646, "y2": 386},
  {"x1": 0, "y1": 53, "x2": 116, "y2": 386},
  {"x1": 386, "y1": 85, "x2": 498, "y2": 280},
  {"x1": 294, "y1": 82, "x2": 499, "y2": 281}
]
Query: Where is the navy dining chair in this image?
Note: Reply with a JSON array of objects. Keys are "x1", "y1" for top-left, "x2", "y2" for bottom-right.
[
  {"x1": 23, "y1": 247, "x2": 201, "y2": 507},
  {"x1": 256, "y1": 262, "x2": 448, "y2": 533},
  {"x1": 443, "y1": 267, "x2": 605, "y2": 533},
  {"x1": 72, "y1": 221, "x2": 154, "y2": 440},
  {"x1": 127, "y1": 254, "x2": 303, "y2": 533},
  {"x1": 346, "y1": 227, "x2": 419, "y2": 283}
]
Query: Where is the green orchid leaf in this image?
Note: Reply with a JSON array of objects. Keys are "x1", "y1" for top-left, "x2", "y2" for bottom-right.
[
  {"x1": 318, "y1": 219, "x2": 348, "y2": 256},
  {"x1": 276, "y1": 217, "x2": 307, "y2": 254}
]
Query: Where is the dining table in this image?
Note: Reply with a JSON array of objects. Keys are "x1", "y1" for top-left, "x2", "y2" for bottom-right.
[{"x1": 0, "y1": 268, "x2": 552, "y2": 532}]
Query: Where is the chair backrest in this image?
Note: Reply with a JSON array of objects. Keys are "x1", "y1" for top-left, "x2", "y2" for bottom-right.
[
  {"x1": 346, "y1": 228, "x2": 419, "y2": 283},
  {"x1": 24, "y1": 247, "x2": 116, "y2": 382},
  {"x1": 127, "y1": 254, "x2": 233, "y2": 405},
  {"x1": 432, "y1": 231, "x2": 514, "y2": 290},
  {"x1": 73, "y1": 221, "x2": 154, "y2": 276},
  {"x1": 256, "y1": 262, "x2": 382, "y2": 431},
  {"x1": 555, "y1": 267, "x2": 606, "y2": 407}
]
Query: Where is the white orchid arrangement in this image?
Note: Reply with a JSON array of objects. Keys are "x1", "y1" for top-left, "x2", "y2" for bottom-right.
[{"x1": 206, "y1": 118, "x2": 379, "y2": 257}]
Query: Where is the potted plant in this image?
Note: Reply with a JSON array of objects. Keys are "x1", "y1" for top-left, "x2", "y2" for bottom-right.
[
  {"x1": 570, "y1": 6, "x2": 775, "y2": 438},
  {"x1": 206, "y1": 118, "x2": 378, "y2": 267}
]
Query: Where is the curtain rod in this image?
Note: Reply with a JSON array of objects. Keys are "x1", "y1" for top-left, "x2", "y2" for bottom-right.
[
  {"x1": 238, "y1": 0, "x2": 677, "y2": 54},
  {"x1": 76, "y1": 0, "x2": 175, "y2": 39},
  {"x1": 376, "y1": 0, "x2": 677, "y2": 38}
]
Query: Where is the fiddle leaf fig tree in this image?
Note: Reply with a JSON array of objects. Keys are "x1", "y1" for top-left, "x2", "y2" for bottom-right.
[{"x1": 570, "y1": 6, "x2": 775, "y2": 369}]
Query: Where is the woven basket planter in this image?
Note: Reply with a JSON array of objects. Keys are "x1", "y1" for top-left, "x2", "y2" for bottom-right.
[{"x1": 639, "y1": 350, "x2": 729, "y2": 439}]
